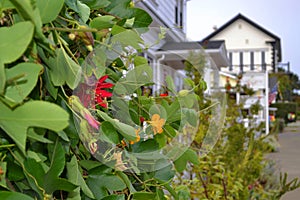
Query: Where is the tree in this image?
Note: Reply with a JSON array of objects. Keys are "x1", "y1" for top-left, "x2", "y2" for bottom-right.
[{"x1": 270, "y1": 67, "x2": 300, "y2": 101}]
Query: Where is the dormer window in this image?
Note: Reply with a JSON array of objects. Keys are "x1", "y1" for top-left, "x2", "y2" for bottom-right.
[{"x1": 175, "y1": 0, "x2": 183, "y2": 28}]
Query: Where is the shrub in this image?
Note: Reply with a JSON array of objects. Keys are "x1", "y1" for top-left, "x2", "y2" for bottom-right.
[{"x1": 271, "y1": 102, "x2": 298, "y2": 123}]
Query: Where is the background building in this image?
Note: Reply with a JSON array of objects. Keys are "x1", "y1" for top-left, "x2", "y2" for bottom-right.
[{"x1": 201, "y1": 13, "x2": 282, "y2": 132}]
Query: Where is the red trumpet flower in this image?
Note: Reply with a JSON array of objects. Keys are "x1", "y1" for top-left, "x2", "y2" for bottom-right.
[{"x1": 95, "y1": 75, "x2": 114, "y2": 108}]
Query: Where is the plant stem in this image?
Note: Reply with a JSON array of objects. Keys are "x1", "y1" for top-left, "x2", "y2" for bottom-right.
[
  {"x1": 98, "y1": 9, "x2": 122, "y2": 20},
  {"x1": 221, "y1": 177, "x2": 228, "y2": 200},
  {"x1": 199, "y1": 173, "x2": 210, "y2": 199},
  {"x1": 43, "y1": 26, "x2": 99, "y2": 33},
  {"x1": 0, "y1": 144, "x2": 15, "y2": 149}
]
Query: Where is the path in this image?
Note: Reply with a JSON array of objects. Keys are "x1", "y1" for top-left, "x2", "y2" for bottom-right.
[{"x1": 270, "y1": 121, "x2": 300, "y2": 200}]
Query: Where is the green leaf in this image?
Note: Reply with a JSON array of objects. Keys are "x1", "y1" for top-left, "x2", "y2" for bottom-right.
[
  {"x1": 0, "y1": 21, "x2": 34, "y2": 64},
  {"x1": 27, "y1": 150, "x2": 47, "y2": 162},
  {"x1": 65, "y1": 0, "x2": 90, "y2": 23},
  {"x1": 134, "y1": 56, "x2": 148, "y2": 67},
  {"x1": 43, "y1": 68, "x2": 58, "y2": 99},
  {"x1": 165, "y1": 75, "x2": 176, "y2": 94},
  {"x1": 0, "y1": 162, "x2": 7, "y2": 189},
  {"x1": 10, "y1": 0, "x2": 48, "y2": 43},
  {"x1": 90, "y1": 16, "x2": 115, "y2": 30},
  {"x1": 115, "y1": 171, "x2": 136, "y2": 193},
  {"x1": 111, "y1": 24, "x2": 126, "y2": 35},
  {"x1": 24, "y1": 158, "x2": 45, "y2": 196},
  {"x1": 154, "y1": 134, "x2": 167, "y2": 148},
  {"x1": 0, "y1": 191, "x2": 34, "y2": 200},
  {"x1": 45, "y1": 141, "x2": 65, "y2": 179},
  {"x1": 82, "y1": 45, "x2": 107, "y2": 79},
  {"x1": 79, "y1": 160, "x2": 102, "y2": 171},
  {"x1": 174, "y1": 148, "x2": 199, "y2": 173},
  {"x1": 57, "y1": 131, "x2": 70, "y2": 142},
  {"x1": 0, "y1": 0, "x2": 14, "y2": 10},
  {"x1": 132, "y1": 192, "x2": 157, "y2": 200},
  {"x1": 101, "y1": 194, "x2": 125, "y2": 200},
  {"x1": 111, "y1": 29, "x2": 143, "y2": 49},
  {"x1": 179, "y1": 93, "x2": 197, "y2": 109},
  {"x1": 87, "y1": 174, "x2": 126, "y2": 199},
  {"x1": 44, "y1": 178, "x2": 78, "y2": 194},
  {"x1": 80, "y1": 0, "x2": 110, "y2": 9},
  {"x1": 27, "y1": 128, "x2": 53, "y2": 143},
  {"x1": 182, "y1": 108, "x2": 198, "y2": 127},
  {"x1": 132, "y1": 8, "x2": 152, "y2": 28},
  {"x1": 67, "y1": 156, "x2": 95, "y2": 199},
  {"x1": 154, "y1": 163, "x2": 175, "y2": 183},
  {"x1": 104, "y1": 0, "x2": 132, "y2": 18},
  {"x1": 36, "y1": 0, "x2": 64, "y2": 23},
  {"x1": 97, "y1": 111, "x2": 136, "y2": 141},
  {"x1": 163, "y1": 125, "x2": 177, "y2": 138},
  {"x1": 4, "y1": 63, "x2": 43, "y2": 104},
  {"x1": 101, "y1": 121, "x2": 120, "y2": 144},
  {"x1": 92, "y1": 174, "x2": 126, "y2": 191},
  {"x1": 113, "y1": 64, "x2": 153, "y2": 96},
  {"x1": 0, "y1": 101, "x2": 69, "y2": 153},
  {"x1": 132, "y1": 139, "x2": 159, "y2": 153},
  {"x1": 48, "y1": 48, "x2": 82, "y2": 89},
  {"x1": 7, "y1": 162, "x2": 25, "y2": 181},
  {"x1": 44, "y1": 141, "x2": 77, "y2": 194},
  {"x1": 176, "y1": 185, "x2": 191, "y2": 200},
  {"x1": 0, "y1": 61, "x2": 5, "y2": 94}
]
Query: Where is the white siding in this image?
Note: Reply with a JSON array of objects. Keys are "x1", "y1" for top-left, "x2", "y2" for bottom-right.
[
  {"x1": 137, "y1": 0, "x2": 187, "y2": 42},
  {"x1": 211, "y1": 19, "x2": 276, "y2": 73}
]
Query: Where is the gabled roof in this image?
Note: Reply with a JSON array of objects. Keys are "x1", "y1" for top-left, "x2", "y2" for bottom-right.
[{"x1": 201, "y1": 13, "x2": 282, "y2": 61}]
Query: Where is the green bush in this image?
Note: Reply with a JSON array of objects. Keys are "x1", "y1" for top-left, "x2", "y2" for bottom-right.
[{"x1": 271, "y1": 102, "x2": 298, "y2": 123}]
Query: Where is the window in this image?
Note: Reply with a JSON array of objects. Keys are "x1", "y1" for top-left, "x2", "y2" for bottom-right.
[
  {"x1": 175, "y1": 6, "x2": 178, "y2": 24},
  {"x1": 239, "y1": 52, "x2": 243, "y2": 72},
  {"x1": 250, "y1": 51, "x2": 254, "y2": 70},
  {"x1": 261, "y1": 51, "x2": 266, "y2": 70},
  {"x1": 175, "y1": 0, "x2": 184, "y2": 28},
  {"x1": 229, "y1": 52, "x2": 233, "y2": 71}
]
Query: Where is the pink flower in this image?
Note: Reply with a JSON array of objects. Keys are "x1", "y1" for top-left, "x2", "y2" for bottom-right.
[{"x1": 84, "y1": 112, "x2": 100, "y2": 130}]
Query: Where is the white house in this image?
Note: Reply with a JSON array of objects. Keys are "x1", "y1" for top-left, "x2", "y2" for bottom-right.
[
  {"x1": 201, "y1": 13, "x2": 282, "y2": 132},
  {"x1": 202, "y1": 13, "x2": 281, "y2": 74}
]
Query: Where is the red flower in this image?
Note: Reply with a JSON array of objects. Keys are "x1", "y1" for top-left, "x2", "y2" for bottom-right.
[
  {"x1": 95, "y1": 75, "x2": 114, "y2": 108},
  {"x1": 140, "y1": 116, "x2": 145, "y2": 123},
  {"x1": 159, "y1": 93, "x2": 168, "y2": 97}
]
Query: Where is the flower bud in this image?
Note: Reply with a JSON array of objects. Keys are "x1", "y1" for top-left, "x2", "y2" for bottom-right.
[
  {"x1": 68, "y1": 33, "x2": 76, "y2": 40},
  {"x1": 178, "y1": 89, "x2": 189, "y2": 97},
  {"x1": 86, "y1": 45, "x2": 93, "y2": 52}
]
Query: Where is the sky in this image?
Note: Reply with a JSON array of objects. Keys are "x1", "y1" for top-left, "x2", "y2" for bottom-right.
[{"x1": 186, "y1": 0, "x2": 300, "y2": 76}]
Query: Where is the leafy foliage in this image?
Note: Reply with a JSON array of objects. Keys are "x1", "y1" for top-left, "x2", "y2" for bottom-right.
[
  {"x1": 0, "y1": 1, "x2": 197, "y2": 199},
  {"x1": 0, "y1": 1, "x2": 299, "y2": 200}
]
